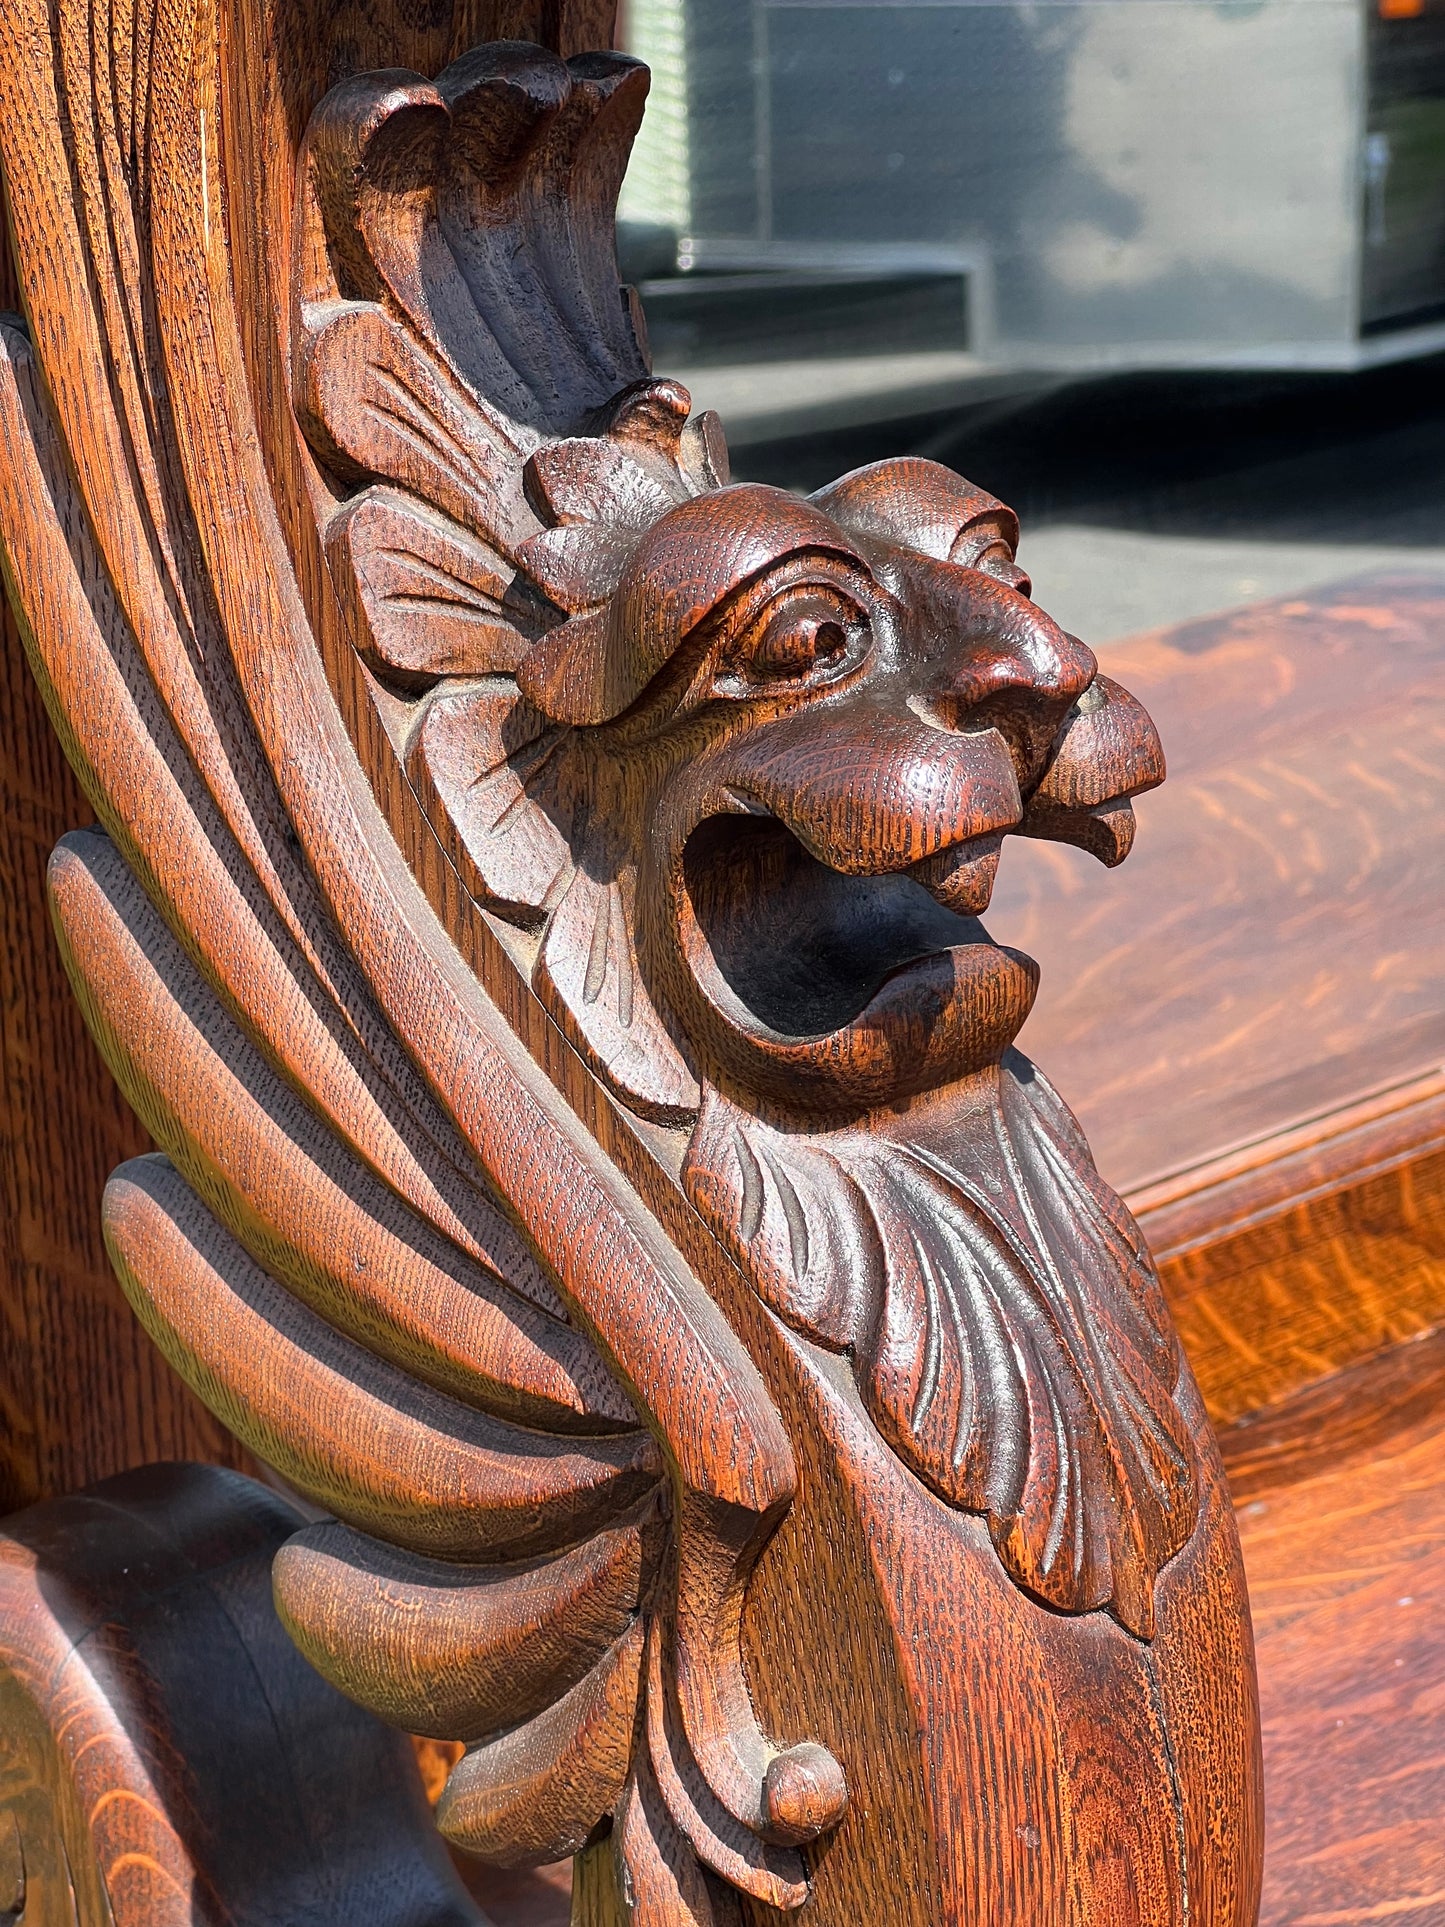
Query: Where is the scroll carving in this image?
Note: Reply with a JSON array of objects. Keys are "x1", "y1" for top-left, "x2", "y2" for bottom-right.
[{"x1": 0, "y1": 4, "x2": 1263, "y2": 1923}]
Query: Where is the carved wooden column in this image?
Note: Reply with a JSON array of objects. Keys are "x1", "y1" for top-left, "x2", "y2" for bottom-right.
[{"x1": 0, "y1": 1, "x2": 1263, "y2": 1921}]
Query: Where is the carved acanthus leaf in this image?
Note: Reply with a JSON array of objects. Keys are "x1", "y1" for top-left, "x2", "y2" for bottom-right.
[
  {"x1": 297, "y1": 48, "x2": 651, "y2": 438},
  {"x1": 537, "y1": 858, "x2": 702, "y2": 1125},
  {"x1": 294, "y1": 42, "x2": 667, "y2": 697},
  {"x1": 409, "y1": 685, "x2": 575, "y2": 922},
  {"x1": 685, "y1": 1059, "x2": 1198, "y2": 1638},
  {"x1": 328, "y1": 489, "x2": 528, "y2": 687},
  {"x1": 273, "y1": 1517, "x2": 648, "y2": 1742},
  {"x1": 409, "y1": 685, "x2": 702, "y2": 1119},
  {"x1": 528, "y1": 434, "x2": 682, "y2": 534},
  {"x1": 298, "y1": 304, "x2": 541, "y2": 552}
]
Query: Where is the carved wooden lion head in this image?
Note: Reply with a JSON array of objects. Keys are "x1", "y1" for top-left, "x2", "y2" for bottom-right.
[
  {"x1": 0, "y1": 5, "x2": 1260, "y2": 1912},
  {"x1": 293, "y1": 46, "x2": 1162, "y2": 1124},
  {"x1": 295, "y1": 39, "x2": 1186, "y2": 1643}
]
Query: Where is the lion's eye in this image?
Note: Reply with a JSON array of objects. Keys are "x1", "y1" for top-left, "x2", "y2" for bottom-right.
[
  {"x1": 719, "y1": 587, "x2": 868, "y2": 696},
  {"x1": 753, "y1": 607, "x2": 847, "y2": 677}
]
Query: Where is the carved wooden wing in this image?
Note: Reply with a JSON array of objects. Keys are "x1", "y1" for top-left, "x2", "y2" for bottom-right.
[
  {"x1": 0, "y1": 2, "x2": 1263, "y2": 1922},
  {"x1": 0, "y1": 9, "x2": 839, "y2": 1919}
]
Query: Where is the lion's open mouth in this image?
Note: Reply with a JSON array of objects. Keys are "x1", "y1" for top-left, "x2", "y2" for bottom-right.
[{"x1": 681, "y1": 813, "x2": 1004, "y2": 1040}]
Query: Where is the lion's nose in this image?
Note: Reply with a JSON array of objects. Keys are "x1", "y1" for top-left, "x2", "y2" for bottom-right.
[
  {"x1": 980, "y1": 556, "x2": 1033, "y2": 599},
  {"x1": 909, "y1": 567, "x2": 1097, "y2": 779},
  {"x1": 931, "y1": 611, "x2": 1094, "y2": 714},
  {"x1": 1020, "y1": 675, "x2": 1166, "y2": 866}
]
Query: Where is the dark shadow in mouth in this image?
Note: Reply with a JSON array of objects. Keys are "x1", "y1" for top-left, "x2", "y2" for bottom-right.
[{"x1": 682, "y1": 814, "x2": 988, "y2": 1039}]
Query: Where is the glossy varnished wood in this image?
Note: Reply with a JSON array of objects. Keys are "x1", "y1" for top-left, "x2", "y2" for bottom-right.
[
  {"x1": 0, "y1": 522, "x2": 246, "y2": 1513},
  {"x1": 990, "y1": 573, "x2": 1445, "y2": 1422},
  {"x1": 0, "y1": 192, "x2": 237, "y2": 1512},
  {"x1": 997, "y1": 571, "x2": 1445, "y2": 1191},
  {"x1": 1150, "y1": 1072, "x2": 1445, "y2": 1426},
  {"x1": 1223, "y1": 1332, "x2": 1445, "y2": 1924}
]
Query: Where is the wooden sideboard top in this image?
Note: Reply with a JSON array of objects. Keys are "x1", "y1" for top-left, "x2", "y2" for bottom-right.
[{"x1": 992, "y1": 568, "x2": 1445, "y2": 1205}]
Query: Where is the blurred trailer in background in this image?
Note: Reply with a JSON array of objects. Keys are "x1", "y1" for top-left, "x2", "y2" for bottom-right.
[{"x1": 619, "y1": 0, "x2": 1445, "y2": 435}]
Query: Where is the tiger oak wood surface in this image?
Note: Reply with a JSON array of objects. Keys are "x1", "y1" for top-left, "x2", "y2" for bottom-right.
[
  {"x1": 1223, "y1": 1330, "x2": 1445, "y2": 1926},
  {"x1": 0, "y1": 206, "x2": 249, "y2": 1511},
  {"x1": 991, "y1": 572, "x2": 1445, "y2": 1422},
  {"x1": 1152, "y1": 1078, "x2": 1445, "y2": 1427}
]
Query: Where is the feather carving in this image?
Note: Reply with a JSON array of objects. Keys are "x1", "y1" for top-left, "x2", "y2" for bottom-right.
[
  {"x1": 685, "y1": 1061, "x2": 1196, "y2": 1639},
  {"x1": 0, "y1": 10, "x2": 841, "y2": 1910}
]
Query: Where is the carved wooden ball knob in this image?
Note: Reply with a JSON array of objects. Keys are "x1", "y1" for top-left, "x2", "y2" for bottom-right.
[{"x1": 762, "y1": 1742, "x2": 849, "y2": 1844}]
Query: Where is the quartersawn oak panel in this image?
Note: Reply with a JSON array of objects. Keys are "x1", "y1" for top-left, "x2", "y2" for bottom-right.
[
  {"x1": 1223, "y1": 1330, "x2": 1445, "y2": 1926},
  {"x1": 991, "y1": 572, "x2": 1445, "y2": 1421},
  {"x1": 1148, "y1": 1077, "x2": 1445, "y2": 1426}
]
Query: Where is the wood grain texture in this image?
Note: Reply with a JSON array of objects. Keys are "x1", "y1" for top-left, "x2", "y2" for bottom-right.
[
  {"x1": 0, "y1": 1462, "x2": 480, "y2": 1927},
  {"x1": 989, "y1": 575, "x2": 1445, "y2": 1422},
  {"x1": 279, "y1": 1519, "x2": 648, "y2": 1740},
  {"x1": 281, "y1": 50, "x2": 1256, "y2": 1916},
  {"x1": 1223, "y1": 1331, "x2": 1445, "y2": 1925},
  {"x1": 0, "y1": 2, "x2": 1262, "y2": 1921},
  {"x1": 1154, "y1": 1076, "x2": 1445, "y2": 1427},
  {"x1": 0, "y1": 213, "x2": 242, "y2": 1511},
  {"x1": 0, "y1": 466, "x2": 246, "y2": 1515},
  {"x1": 437, "y1": 1617, "x2": 646, "y2": 1863},
  {"x1": 995, "y1": 573, "x2": 1445, "y2": 1193}
]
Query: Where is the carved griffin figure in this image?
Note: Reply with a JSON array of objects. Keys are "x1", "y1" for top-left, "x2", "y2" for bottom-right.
[{"x1": 0, "y1": 12, "x2": 1260, "y2": 1927}]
